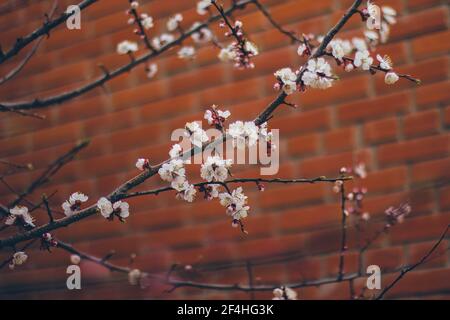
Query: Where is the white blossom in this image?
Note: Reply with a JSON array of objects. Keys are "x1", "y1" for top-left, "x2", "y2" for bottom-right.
[
  {"x1": 274, "y1": 68, "x2": 297, "y2": 95},
  {"x1": 205, "y1": 184, "x2": 220, "y2": 199},
  {"x1": 218, "y1": 44, "x2": 237, "y2": 62},
  {"x1": 97, "y1": 197, "x2": 113, "y2": 218},
  {"x1": 379, "y1": 21, "x2": 391, "y2": 44},
  {"x1": 364, "y1": 30, "x2": 379, "y2": 44},
  {"x1": 191, "y1": 22, "x2": 212, "y2": 44},
  {"x1": 10, "y1": 252, "x2": 28, "y2": 269},
  {"x1": 362, "y1": 212, "x2": 371, "y2": 221},
  {"x1": 197, "y1": 0, "x2": 212, "y2": 15},
  {"x1": 177, "y1": 46, "x2": 196, "y2": 59},
  {"x1": 367, "y1": 1, "x2": 378, "y2": 21},
  {"x1": 152, "y1": 33, "x2": 175, "y2": 50},
  {"x1": 328, "y1": 39, "x2": 351, "y2": 61},
  {"x1": 345, "y1": 63, "x2": 354, "y2": 72},
  {"x1": 204, "y1": 108, "x2": 231, "y2": 125},
  {"x1": 169, "y1": 144, "x2": 183, "y2": 159},
  {"x1": 5, "y1": 206, "x2": 35, "y2": 227},
  {"x1": 227, "y1": 121, "x2": 259, "y2": 148},
  {"x1": 382, "y1": 6, "x2": 397, "y2": 25},
  {"x1": 244, "y1": 41, "x2": 259, "y2": 56},
  {"x1": 274, "y1": 68, "x2": 296, "y2": 83},
  {"x1": 158, "y1": 159, "x2": 186, "y2": 182},
  {"x1": 128, "y1": 269, "x2": 142, "y2": 285},
  {"x1": 62, "y1": 192, "x2": 88, "y2": 216},
  {"x1": 200, "y1": 156, "x2": 232, "y2": 182},
  {"x1": 135, "y1": 158, "x2": 149, "y2": 171},
  {"x1": 96, "y1": 198, "x2": 129, "y2": 220},
  {"x1": 70, "y1": 254, "x2": 81, "y2": 265},
  {"x1": 117, "y1": 40, "x2": 138, "y2": 55},
  {"x1": 175, "y1": 182, "x2": 197, "y2": 203},
  {"x1": 301, "y1": 58, "x2": 334, "y2": 89},
  {"x1": 167, "y1": 13, "x2": 183, "y2": 31},
  {"x1": 219, "y1": 187, "x2": 250, "y2": 221},
  {"x1": 130, "y1": 1, "x2": 139, "y2": 9},
  {"x1": 377, "y1": 54, "x2": 392, "y2": 70},
  {"x1": 354, "y1": 163, "x2": 367, "y2": 179},
  {"x1": 185, "y1": 122, "x2": 209, "y2": 147},
  {"x1": 140, "y1": 13, "x2": 153, "y2": 30},
  {"x1": 353, "y1": 50, "x2": 373, "y2": 71},
  {"x1": 297, "y1": 43, "x2": 307, "y2": 56},
  {"x1": 146, "y1": 63, "x2": 158, "y2": 79},
  {"x1": 273, "y1": 287, "x2": 298, "y2": 300},
  {"x1": 113, "y1": 201, "x2": 130, "y2": 219},
  {"x1": 384, "y1": 72, "x2": 399, "y2": 85}
]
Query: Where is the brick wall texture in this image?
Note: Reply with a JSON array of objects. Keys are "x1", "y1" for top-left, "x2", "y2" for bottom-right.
[{"x1": 0, "y1": 0, "x2": 449, "y2": 299}]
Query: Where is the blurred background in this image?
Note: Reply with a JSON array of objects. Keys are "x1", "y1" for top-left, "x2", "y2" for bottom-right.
[{"x1": 0, "y1": 0, "x2": 449, "y2": 299}]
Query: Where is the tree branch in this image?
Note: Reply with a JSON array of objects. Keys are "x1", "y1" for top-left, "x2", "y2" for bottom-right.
[
  {"x1": 0, "y1": 0, "x2": 98, "y2": 65},
  {"x1": 0, "y1": 0, "x2": 253, "y2": 113}
]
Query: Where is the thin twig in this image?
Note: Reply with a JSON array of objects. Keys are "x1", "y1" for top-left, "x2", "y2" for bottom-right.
[
  {"x1": 338, "y1": 182, "x2": 347, "y2": 280},
  {"x1": 0, "y1": 0, "x2": 98, "y2": 65},
  {"x1": 8, "y1": 139, "x2": 90, "y2": 209},
  {"x1": 0, "y1": 1, "x2": 58, "y2": 85},
  {"x1": 124, "y1": 176, "x2": 352, "y2": 199},
  {"x1": 0, "y1": 0, "x2": 253, "y2": 113},
  {"x1": 376, "y1": 224, "x2": 450, "y2": 300}
]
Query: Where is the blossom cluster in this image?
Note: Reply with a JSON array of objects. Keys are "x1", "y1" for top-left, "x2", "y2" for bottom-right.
[
  {"x1": 363, "y1": 1, "x2": 397, "y2": 45},
  {"x1": 9, "y1": 251, "x2": 27, "y2": 270},
  {"x1": 333, "y1": 164, "x2": 370, "y2": 221},
  {"x1": 97, "y1": 198, "x2": 130, "y2": 221},
  {"x1": 275, "y1": 2, "x2": 402, "y2": 96},
  {"x1": 217, "y1": 20, "x2": 259, "y2": 69},
  {"x1": 5, "y1": 206, "x2": 35, "y2": 228},
  {"x1": 134, "y1": 106, "x2": 275, "y2": 227},
  {"x1": 385, "y1": 203, "x2": 411, "y2": 226}
]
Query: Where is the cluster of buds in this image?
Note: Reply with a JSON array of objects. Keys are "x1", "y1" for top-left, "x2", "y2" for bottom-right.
[
  {"x1": 219, "y1": 20, "x2": 258, "y2": 69},
  {"x1": 385, "y1": 203, "x2": 411, "y2": 227},
  {"x1": 347, "y1": 187, "x2": 370, "y2": 221},
  {"x1": 40, "y1": 233, "x2": 58, "y2": 251},
  {"x1": 297, "y1": 34, "x2": 314, "y2": 57},
  {"x1": 256, "y1": 181, "x2": 265, "y2": 192},
  {"x1": 135, "y1": 158, "x2": 150, "y2": 171},
  {"x1": 126, "y1": 1, "x2": 154, "y2": 39},
  {"x1": 204, "y1": 104, "x2": 231, "y2": 130}
]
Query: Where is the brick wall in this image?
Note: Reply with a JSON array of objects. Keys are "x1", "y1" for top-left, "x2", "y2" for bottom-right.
[{"x1": 0, "y1": 0, "x2": 449, "y2": 299}]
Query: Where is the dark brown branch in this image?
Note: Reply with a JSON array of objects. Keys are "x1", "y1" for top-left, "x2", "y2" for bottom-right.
[
  {"x1": 8, "y1": 139, "x2": 90, "y2": 209},
  {"x1": 123, "y1": 176, "x2": 353, "y2": 199},
  {"x1": 0, "y1": 1, "x2": 58, "y2": 86},
  {"x1": 127, "y1": 0, "x2": 155, "y2": 52},
  {"x1": 251, "y1": 0, "x2": 301, "y2": 44},
  {"x1": 42, "y1": 195, "x2": 54, "y2": 223},
  {"x1": 0, "y1": 0, "x2": 253, "y2": 113},
  {"x1": 0, "y1": 0, "x2": 98, "y2": 65},
  {"x1": 55, "y1": 237, "x2": 360, "y2": 292},
  {"x1": 337, "y1": 182, "x2": 347, "y2": 280}
]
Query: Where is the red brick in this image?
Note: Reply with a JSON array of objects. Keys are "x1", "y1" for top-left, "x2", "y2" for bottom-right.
[
  {"x1": 377, "y1": 134, "x2": 449, "y2": 167},
  {"x1": 404, "y1": 109, "x2": 440, "y2": 138},
  {"x1": 363, "y1": 117, "x2": 398, "y2": 145},
  {"x1": 323, "y1": 127, "x2": 356, "y2": 153}
]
